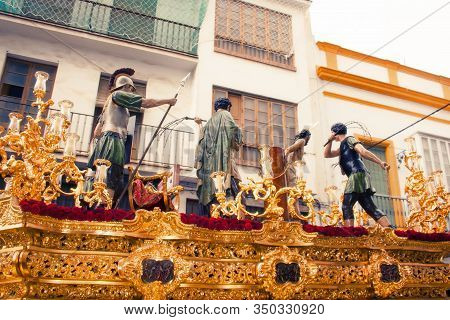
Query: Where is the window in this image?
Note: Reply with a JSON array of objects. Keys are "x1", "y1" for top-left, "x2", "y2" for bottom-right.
[
  {"x1": 419, "y1": 134, "x2": 450, "y2": 188},
  {"x1": 213, "y1": 87, "x2": 298, "y2": 166},
  {"x1": 215, "y1": 0, "x2": 295, "y2": 70},
  {"x1": 0, "y1": 57, "x2": 57, "y2": 125}
]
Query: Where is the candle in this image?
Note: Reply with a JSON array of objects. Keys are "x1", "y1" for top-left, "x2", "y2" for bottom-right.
[
  {"x1": 404, "y1": 137, "x2": 417, "y2": 153},
  {"x1": 425, "y1": 178, "x2": 436, "y2": 195},
  {"x1": 49, "y1": 113, "x2": 64, "y2": 136},
  {"x1": 210, "y1": 171, "x2": 226, "y2": 193},
  {"x1": 64, "y1": 133, "x2": 79, "y2": 157},
  {"x1": 4, "y1": 177, "x2": 12, "y2": 193},
  {"x1": 59, "y1": 100, "x2": 74, "y2": 119},
  {"x1": 325, "y1": 185, "x2": 339, "y2": 204},
  {"x1": 34, "y1": 71, "x2": 49, "y2": 92},
  {"x1": 431, "y1": 170, "x2": 444, "y2": 189},
  {"x1": 94, "y1": 160, "x2": 109, "y2": 184},
  {"x1": 409, "y1": 154, "x2": 422, "y2": 171},
  {"x1": 258, "y1": 145, "x2": 273, "y2": 178},
  {"x1": 8, "y1": 112, "x2": 23, "y2": 133}
]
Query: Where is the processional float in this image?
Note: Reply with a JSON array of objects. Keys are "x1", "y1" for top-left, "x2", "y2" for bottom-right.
[{"x1": 0, "y1": 71, "x2": 448, "y2": 300}]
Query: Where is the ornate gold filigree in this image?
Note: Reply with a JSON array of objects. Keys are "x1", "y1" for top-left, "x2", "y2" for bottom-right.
[
  {"x1": 403, "y1": 137, "x2": 449, "y2": 233},
  {"x1": 186, "y1": 261, "x2": 257, "y2": 285},
  {"x1": 118, "y1": 239, "x2": 189, "y2": 299},
  {"x1": 368, "y1": 250, "x2": 410, "y2": 298},
  {"x1": 169, "y1": 288, "x2": 269, "y2": 300},
  {"x1": 258, "y1": 246, "x2": 316, "y2": 299},
  {"x1": 0, "y1": 72, "x2": 111, "y2": 209},
  {"x1": 27, "y1": 283, "x2": 140, "y2": 300},
  {"x1": 21, "y1": 251, "x2": 123, "y2": 280}
]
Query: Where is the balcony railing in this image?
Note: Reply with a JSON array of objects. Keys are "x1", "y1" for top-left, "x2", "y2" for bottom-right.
[
  {"x1": 373, "y1": 194, "x2": 409, "y2": 227},
  {"x1": 0, "y1": 103, "x2": 196, "y2": 168},
  {"x1": 0, "y1": 0, "x2": 205, "y2": 55},
  {"x1": 69, "y1": 111, "x2": 196, "y2": 168}
]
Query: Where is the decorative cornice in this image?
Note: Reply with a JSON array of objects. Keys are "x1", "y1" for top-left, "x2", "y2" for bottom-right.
[
  {"x1": 322, "y1": 91, "x2": 450, "y2": 125},
  {"x1": 317, "y1": 42, "x2": 450, "y2": 86},
  {"x1": 317, "y1": 67, "x2": 450, "y2": 109}
]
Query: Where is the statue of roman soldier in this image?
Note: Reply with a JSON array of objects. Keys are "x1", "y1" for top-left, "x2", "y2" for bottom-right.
[{"x1": 86, "y1": 68, "x2": 177, "y2": 203}]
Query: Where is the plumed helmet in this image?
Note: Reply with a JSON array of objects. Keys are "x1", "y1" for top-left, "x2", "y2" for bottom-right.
[
  {"x1": 109, "y1": 68, "x2": 136, "y2": 92},
  {"x1": 114, "y1": 75, "x2": 135, "y2": 91},
  {"x1": 331, "y1": 122, "x2": 347, "y2": 135},
  {"x1": 214, "y1": 97, "x2": 232, "y2": 111}
]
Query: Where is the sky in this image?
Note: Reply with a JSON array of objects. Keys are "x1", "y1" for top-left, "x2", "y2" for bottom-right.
[{"x1": 309, "y1": 0, "x2": 450, "y2": 77}]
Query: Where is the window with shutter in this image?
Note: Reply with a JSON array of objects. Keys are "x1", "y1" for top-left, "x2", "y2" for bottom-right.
[
  {"x1": 0, "y1": 57, "x2": 57, "y2": 126},
  {"x1": 214, "y1": 0, "x2": 295, "y2": 70},
  {"x1": 213, "y1": 87, "x2": 298, "y2": 166},
  {"x1": 419, "y1": 134, "x2": 450, "y2": 188}
]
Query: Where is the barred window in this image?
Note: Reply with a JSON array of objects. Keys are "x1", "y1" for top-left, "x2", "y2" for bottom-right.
[
  {"x1": 420, "y1": 135, "x2": 450, "y2": 188},
  {"x1": 215, "y1": 0, "x2": 295, "y2": 70},
  {"x1": 213, "y1": 87, "x2": 298, "y2": 167}
]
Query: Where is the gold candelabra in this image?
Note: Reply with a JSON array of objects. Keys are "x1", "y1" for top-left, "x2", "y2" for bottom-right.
[
  {"x1": 404, "y1": 137, "x2": 449, "y2": 233},
  {"x1": 0, "y1": 71, "x2": 112, "y2": 209},
  {"x1": 210, "y1": 145, "x2": 316, "y2": 222},
  {"x1": 319, "y1": 185, "x2": 342, "y2": 226}
]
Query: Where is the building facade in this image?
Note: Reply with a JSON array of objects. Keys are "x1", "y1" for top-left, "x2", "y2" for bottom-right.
[{"x1": 0, "y1": 0, "x2": 449, "y2": 227}]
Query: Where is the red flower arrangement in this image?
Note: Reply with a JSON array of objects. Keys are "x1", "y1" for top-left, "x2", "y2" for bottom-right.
[
  {"x1": 19, "y1": 199, "x2": 135, "y2": 222},
  {"x1": 394, "y1": 229, "x2": 450, "y2": 242},
  {"x1": 180, "y1": 213, "x2": 262, "y2": 231},
  {"x1": 303, "y1": 224, "x2": 369, "y2": 237}
]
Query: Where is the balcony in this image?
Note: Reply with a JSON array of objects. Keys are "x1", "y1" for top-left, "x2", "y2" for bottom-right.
[
  {"x1": 0, "y1": 103, "x2": 196, "y2": 169},
  {"x1": 0, "y1": 0, "x2": 207, "y2": 56}
]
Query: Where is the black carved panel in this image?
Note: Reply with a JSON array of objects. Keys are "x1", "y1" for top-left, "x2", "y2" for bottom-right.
[
  {"x1": 141, "y1": 259, "x2": 174, "y2": 284},
  {"x1": 380, "y1": 264, "x2": 401, "y2": 283},
  {"x1": 275, "y1": 262, "x2": 300, "y2": 284}
]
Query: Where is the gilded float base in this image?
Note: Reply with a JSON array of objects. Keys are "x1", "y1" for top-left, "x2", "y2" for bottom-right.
[{"x1": 0, "y1": 198, "x2": 448, "y2": 300}]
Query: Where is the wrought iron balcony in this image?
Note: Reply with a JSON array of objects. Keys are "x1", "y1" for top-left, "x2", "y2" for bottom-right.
[
  {"x1": 0, "y1": 0, "x2": 206, "y2": 55},
  {"x1": 0, "y1": 102, "x2": 196, "y2": 168}
]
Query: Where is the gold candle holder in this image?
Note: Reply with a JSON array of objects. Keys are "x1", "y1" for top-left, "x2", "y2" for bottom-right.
[
  {"x1": 48, "y1": 113, "x2": 64, "y2": 136},
  {"x1": 8, "y1": 112, "x2": 23, "y2": 133},
  {"x1": 59, "y1": 100, "x2": 74, "y2": 120},
  {"x1": 64, "y1": 133, "x2": 79, "y2": 157},
  {"x1": 431, "y1": 170, "x2": 444, "y2": 189},
  {"x1": 425, "y1": 177, "x2": 436, "y2": 195},
  {"x1": 94, "y1": 159, "x2": 111, "y2": 184},
  {"x1": 210, "y1": 171, "x2": 226, "y2": 194},
  {"x1": 33, "y1": 71, "x2": 49, "y2": 105},
  {"x1": 258, "y1": 145, "x2": 273, "y2": 179},
  {"x1": 404, "y1": 136, "x2": 417, "y2": 154}
]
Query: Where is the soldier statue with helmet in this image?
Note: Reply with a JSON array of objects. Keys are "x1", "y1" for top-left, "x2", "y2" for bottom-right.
[{"x1": 86, "y1": 68, "x2": 177, "y2": 204}]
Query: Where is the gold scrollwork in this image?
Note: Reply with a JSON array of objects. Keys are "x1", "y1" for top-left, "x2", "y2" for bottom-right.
[
  {"x1": 118, "y1": 239, "x2": 189, "y2": 299},
  {"x1": 368, "y1": 250, "x2": 410, "y2": 298},
  {"x1": 258, "y1": 246, "x2": 316, "y2": 299}
]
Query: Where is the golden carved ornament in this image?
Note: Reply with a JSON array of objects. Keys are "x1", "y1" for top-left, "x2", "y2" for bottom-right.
[
  {"x1": 253, "y1": 220, "x2": 315, "y2": 246},
  {"x1": 368, "y1": 250, "x2": 410, "y2": 298},
  {"x1": 403, "y1": 137, "x2": 449, "y2": 233},
  {"x1": 258, "y1": 246, "x2": 316, "y2": 299},
  {"x1": 118, "y1": 239, "x2": 189, "y2": 299},
  {"x1": 0, "y1": 71, "x2": 112, "y2": 209}
]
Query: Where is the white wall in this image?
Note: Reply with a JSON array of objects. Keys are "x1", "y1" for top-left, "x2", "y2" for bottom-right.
[
  {"x1": 397, "y1": 71, "x2": 444, "y2": 98},
  {"x1": 336, "y1": 55, "x2": 389, "y2": 83}
]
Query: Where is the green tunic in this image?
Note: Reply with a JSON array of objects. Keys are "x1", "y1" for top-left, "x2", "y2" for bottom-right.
[
  {"x1": 343, "y1": 137, "x2": 376, "y2": 195},
  {"x1": 86, "y1": 91, "x2": 143, "y2": 192},
  {"x1": 196, "y1": 110, "x2": 242, "y2": 206}
]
